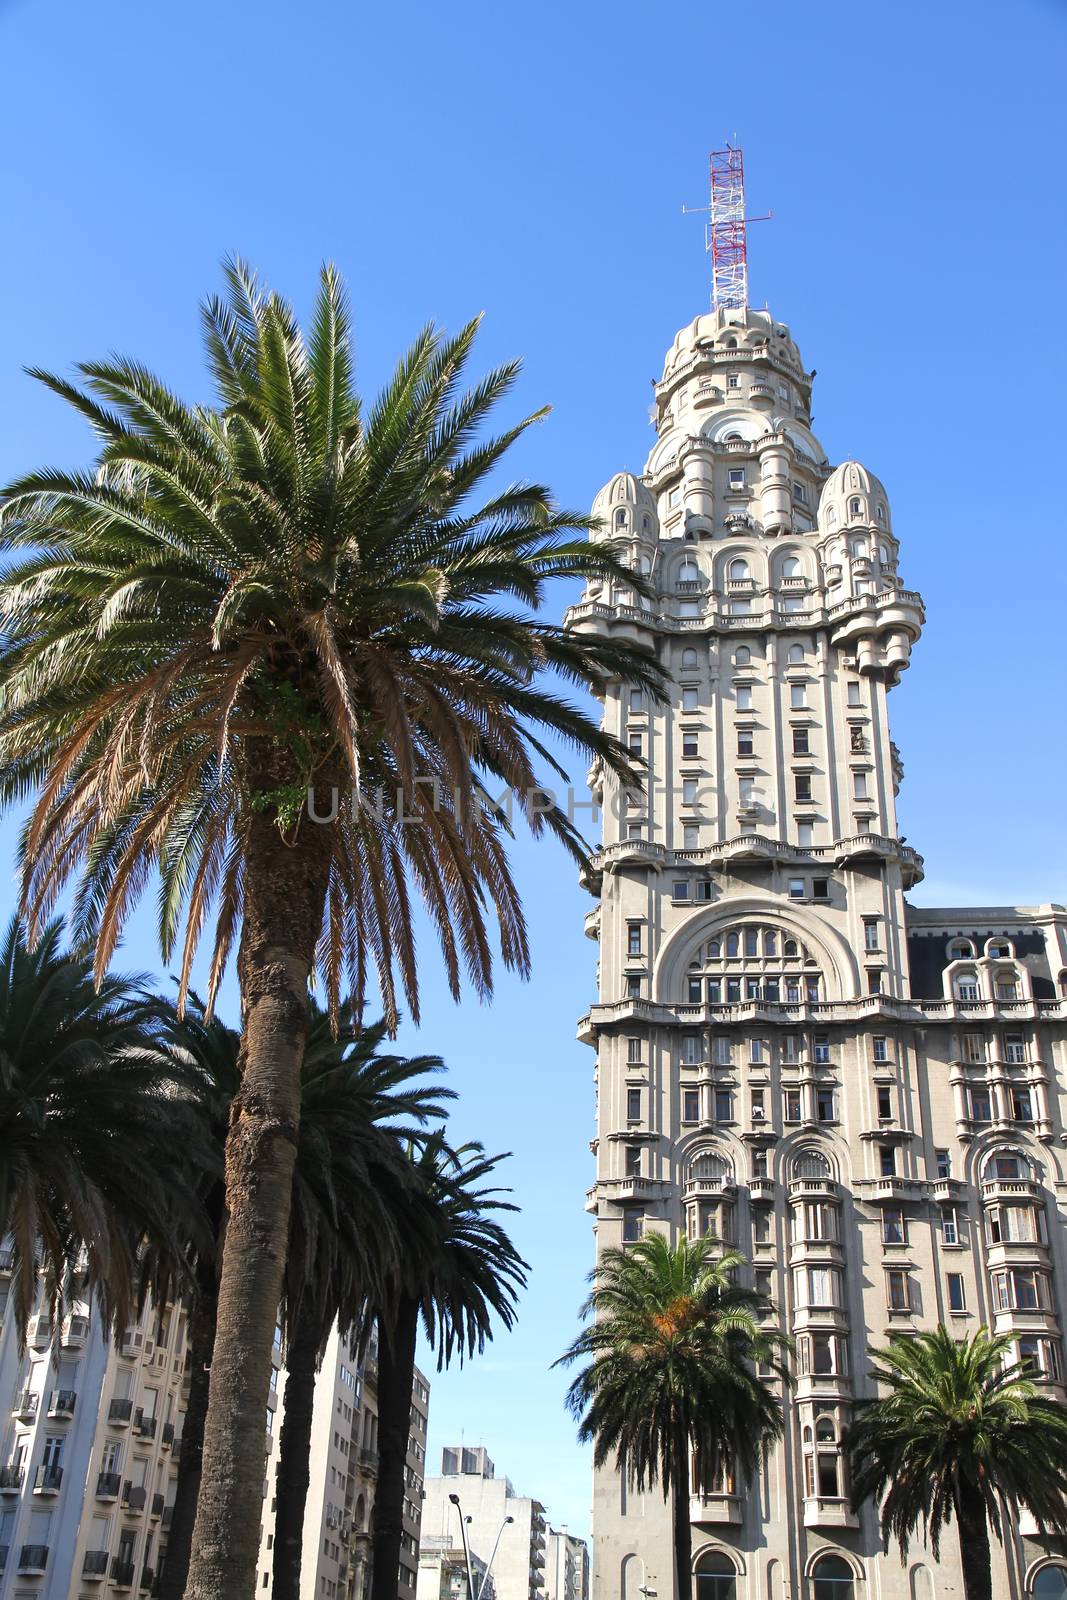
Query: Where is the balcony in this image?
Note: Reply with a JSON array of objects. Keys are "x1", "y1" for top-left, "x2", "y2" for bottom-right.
[
  {"x1": 27, "y1": 1316, "x2": 52, "y2": 1347},
  {"x1": 140, "y1": 1564, "x2": 155, "y2": 1591},
  {"x1": 109, "y1": 1396, "x2": 134, "y2": 1426},
  {"x1": 982, "y1": 1179, "x2": 1044, "y2": 1205},
  {"x1": 0, "y1": 1465, "x2": 22, "y2": 1493},
  {"x1": 161, "y1": 1420, "x2": 175, "y2": 1448},
  {"x1": 111, "y1": 1556, "x2": 136, "y2": 1587},
  {"x1": 62, "y1": 1314, "x2": 90, "y2": 1348},
  {"x1": 863, "y1": 1176, "x2": 922, "y2": 1204},
  {"x1": 83, "y1": 1549, "x2": 110, "y2": 1580},
  {"x1": 48, "y1": 1388, "x2": 77, "y2": 1420},
  {"x1": 787, "y1": 1178, "x2": 839, "y2": 1202},
  {"x1": 803, "y1": 1496, "x2": 858, "y2": 1529},
  {"x1": 748, "y1": 1178, "x2": 776, "y2": 1203},
  {"x1": 359, "y1": 1447, "x2": 379, "y2": 1477},
  {"x1": 33, "y1": 1463, "x2": 63, "y2": 1495},
  {"x1": 18, "y1": 1544, "x2": 50, "y2": 1575},
  {"x1": 932, "y1": 1177, "x2": 964, "y2": 1203},
  {"x1": 689, "y1": 1491, "x2": 742, "y2": 1525},
  {"x1": 134, "y1": 1410, "x2": 158, "y2": 1440},
  {"x1": 12, "y1": 1389, "x2": 38, "y2": 1421},
  {"x1": 151, "y1": 1491, "x2": 165, "y2": 1520},
  {"x1": 162, "y1": 1506, "x2": 173, "y2": 1530},
  {"x1": 123, "y1": 1484, "x2": 148, "y2": 1514},
  {"x1": 97, "y1": 1471, "x2": 122, "y2": 1500}
]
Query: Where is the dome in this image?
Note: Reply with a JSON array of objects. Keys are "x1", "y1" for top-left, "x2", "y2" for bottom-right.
[
  {"x1": 661, "y1": 306, "x2": 804, "y2": 382},
  {"x1": 818, "y1": 459, "x2": 891, "y2": 532},
  {"x1": 591, "y1": 471, "x2": 659, "y2": 542}
]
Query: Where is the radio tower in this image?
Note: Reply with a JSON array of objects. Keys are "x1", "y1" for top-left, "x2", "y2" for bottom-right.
[{"x1": 709, "y1": 145, "x2": 750, "y2": 311}]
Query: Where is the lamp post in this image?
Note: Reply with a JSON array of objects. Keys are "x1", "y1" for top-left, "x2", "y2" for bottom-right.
[
  {"x1": 479, "y1": 1513, "x2": 513, "y2": 1599},
  {"x1": 448, "y1": 1493, "x2": 476, "y2": 1600}
]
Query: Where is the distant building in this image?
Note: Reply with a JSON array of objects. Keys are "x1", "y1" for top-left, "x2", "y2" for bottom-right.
[
  {"x1": 415, "y1": 1533, "x2": 494, "y2": 1600},
  {"x1": 543, "y1": 1526, "x2": 589, "y2": 1600},
  {"x1": 421, "y1": 1448, "x2": 546, "y2": 1600}
]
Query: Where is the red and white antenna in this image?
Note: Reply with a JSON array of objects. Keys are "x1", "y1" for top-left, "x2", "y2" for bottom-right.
[{"x1": 683, "y1": 144, "x2": 772, "y2": 311}]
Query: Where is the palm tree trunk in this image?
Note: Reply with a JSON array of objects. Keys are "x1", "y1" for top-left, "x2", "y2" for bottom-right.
[
  {"x1": 185, "y1": 785, "x2": 334, "y2": 1600},
  {"x1": 955, "y1": 1479, "x2": 994, "y2": 1600},
  {"x1": 370, "y1": 1296, "x2": 420, "y2": 1600},
  {"x1": 157, "y1": 1258, "x2": 217, "y2": 1600},
  {"x1": 672, "y1": 1418, "x2": 692, "y2": 1600},
  {"x1": 271, "y1": 1309, "x2": 322, "y2": 1600}
]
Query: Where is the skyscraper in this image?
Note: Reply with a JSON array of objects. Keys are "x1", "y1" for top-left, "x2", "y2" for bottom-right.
[{"x1": 567, "y1": 300, "x2": 1067, "y2": 1600}]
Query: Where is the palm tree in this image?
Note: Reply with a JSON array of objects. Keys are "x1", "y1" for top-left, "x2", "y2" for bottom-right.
[
  {"x1": 271, "y1": 1017, "x2": 449, "y2": 1600},
  {"x1": 0, "y1": 259, "x2": 664, "y2": 1597},
  {"x1": 0, "y1": 916, "x2": 206, "y2": 1340},
  {"x1": 557, "y1": 1233, "x2": 788, "y2": 1600},
  {"x1": 370, "y1": 1134, "x2": 528, "y2": 1600},
  {"x1": 846, "y1": 1325, "x2": 1067, "y2": 1600},
  {"x1": 152, "y1": 994, "x2": 448, "y2": 1600}
]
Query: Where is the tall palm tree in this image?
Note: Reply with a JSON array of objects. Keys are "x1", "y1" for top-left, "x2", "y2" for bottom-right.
[
  {"x1": 557, "y1": 1233, "x2": 788, "y2": 1600},
  {"x1": 846, "y1": 1325, "x2": 1067, "y2": 1600},
  {"x1": 153, "y1": 995, "x2": 448, "y2": 1600},
  {"x1": 370, "y1": 1135, "x2": 528, "y2": 1600},
  {"x1": 0, "y1": 259, "x2": 664, "y2": 1597},
  {"x1": 271, "y1": 1017, "x2": 449, "y2": 1600},
  {"x1": 0, "y1": 915, "x2": 206, "y2": 1339}
]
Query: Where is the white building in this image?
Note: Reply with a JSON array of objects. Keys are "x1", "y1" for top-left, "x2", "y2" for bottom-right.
[
  {"x1": 543, "y1": 1527, "x2": 588, "y2": 1600},
  {"x1": 421, "y1": 1450, "x2": 547, "y2": 1600},
  {"x1": 566, "y1": 300, "x2": 1067, "y2": 1600}
]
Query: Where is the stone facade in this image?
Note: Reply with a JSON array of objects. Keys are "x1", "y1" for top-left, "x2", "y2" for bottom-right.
[{"x1": 567, "y1": 304, "x2": 1067, "y2": 1600}]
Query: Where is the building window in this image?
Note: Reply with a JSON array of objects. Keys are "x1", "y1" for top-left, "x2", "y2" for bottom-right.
[
  {"x1": 947, "y1": 1273, "x2": 966, "y2": 1313},
  {"x1": 853, "y1": 771, "x2": 869, "y2": 799},
  {"x1": 847, "y1": 680, "x2": 862, "y2": 707},
  {"x1": 886, "y1": 1268, "x2": 911, "y2": 1312},
  {"x1": 682, "y1": 686, "x2": 699, "y2": 712},
  {"x1": 751, "y1": 1087, "x2": 766, "y2": 1123},
  {"x1": 816, "y1": 1088, "x2": 836, "y2": 1123},
  {"x1": 792, "y1": 726, "x2": 809, "y2": 755},
  {"x1": 812, "y1": 878, "x2": 830, "y2": 901},
  {"x1": 968, "y1": 1086, "x2": 992, "y2": 1121},
  {"x1": 681, "y1": 1034, "x2": 701, "y2": 1065},
  {"x1": 876, "y1": 1085, "x2": 893, "y2": 1120},
  {"x1": 790, "y1": 683, "x2": 807, "y2": 709},
  {"x1": 712, "y1": 1037, "x2": 732, "y2": 1066},
  {"x1": 627, "y1": 923, "x2": 642, "y2": 957},
  {"x1": 626, "y1": 976, "x2": 642, "y2": 998},
  {"x1": 626, "y1": 1036, "x2": 642, "y2": 1064},
  {"x1": 672, "y1": 879, "x2": 690, "y2": 901},
  {"x1": 784, "y1": 1089, "x2": 802, "y2": 1123},
  {"x1": 864, "y1": 920, "x2": 880, "y2": 952},
  {"x1": 728, "y1": 467, "x2": 746, "y2": 490},
  {"x1": 797, "y1": 820, "x2": 814, "y2": 847},
  {"x1": 813, "y1": 1035, "x2": 831, "y2": 1064},
  {"x1": 714, "y1": 1089, "x2": 734, "y2": 1123},
  {"x1": 941, "y1": 1206, "x2": 959, "y2": 1245},
  {"x1": 622, "y1": 1208, "x2": 644, "y2": 1243},
  {"x1": 879, "y1": 1144, "x2": 896, "y2": 1176},
  {"x1": 867, "y1": 968, "x2": 884, "y2": 995},
  {"x1": 682, "y1": 732, "x2": 698, "y2": 759},
  {"x1": 735, "y1": 684, "x2": 753, "y2": 711},
  {"x1": 1005, "y1": 1033, "x2": 1027, "y2": 1064},
  {"x1": 736, "y1": 728, "x2": 754, "y2": 758},
  {"x1": 794, "y1": 774, "x2": 812, "y2": 803},
  {"x1": 1012, "y1": 1088, "x2": 1034, "y2": 1123},
  {"x1": 873, "y1": 1036, "x2": 888, "y2": 1063},
  {"x1": 626, "y1": 1088, "x2": 641, "y2": 1120},
  {"x1": 935, "y1": 1149, "x2": 952, "y2": 1180},
  {"x1": 882, "y1": 1208, "x2": 906, "y2": 1245},
  {"x1": 625, "y1": 1145, "x2": 641, "y2": 1177},
  {"x1": 992, "y1": 1268, "x2": 1047, "y2": 1311},
  {"x1": 962, "y1": 1031, "x2": 984, "y2": 1062},
  {"x1": 682, "y1": 1089, "x2": 700, "y2": 1123},
  {"x1": 788, "y1": 877, "x2": 805, "y2": 900}
]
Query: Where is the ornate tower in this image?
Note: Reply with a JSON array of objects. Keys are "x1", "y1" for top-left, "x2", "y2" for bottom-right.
[{"x1": 566, "y1": 300, "x2": 1067, "y2": 1600}]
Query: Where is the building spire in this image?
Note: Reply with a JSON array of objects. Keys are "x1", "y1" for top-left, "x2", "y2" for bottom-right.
[{"x1": 684, "y1": 145, "x2": 772, "y2": 312}]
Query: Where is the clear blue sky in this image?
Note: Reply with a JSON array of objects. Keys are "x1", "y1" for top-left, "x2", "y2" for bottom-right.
[{"x1": 2, "y1": 0, "x2": 1066, "y2": 1545}]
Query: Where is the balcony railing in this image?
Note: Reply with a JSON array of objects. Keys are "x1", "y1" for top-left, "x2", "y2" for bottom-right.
[
  {"x1": 161, "y1": 1421, "x2": 175, "y2": 1448},
  {"x1": 12, "y1": 1388, "x2": 38, "y2": 1420},
  {"x1": 34, "y1": 1463, "x2": 63, "y2": 1494},
  {"x1": 151, "y1": 1491, "x2": 165, "y2": 1519},
  {"x1": 108, "y1": 1396, "x2": 134, "y2": 1425},
  {"x1": 140, "y1": 1564, "x2": 155, "y2": 1590},
  {"x1": 0, "y1": 1466, "x2": 22, "y2": 1492},
  {"x1": 19, "y1": 1544, "x2": 50, "y2": 1574},
  {"x1": 111, "y1": 1556, "x2": 136, "y2": 1586},
  {"x1": 83, "y1": 1549, "x2": 110, "y2": 1577},
  {"x1": 134, "y1": 1410, "x2": 157, "y2": 1439},
  {"x1": 96, "y1": 1471, "x2": 122, "y2": 1499},
  {"x1": 48, "y1": 1388, "x2": 77, "y2": 1419}
]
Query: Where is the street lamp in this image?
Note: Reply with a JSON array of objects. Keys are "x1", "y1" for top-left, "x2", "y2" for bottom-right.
[
  {"x1": 448, "y1": 1493, "x2": 476, "y2": 1600},
  {"x1": 479, "y1": 1513, "x2": 513, "y2": 1599}
]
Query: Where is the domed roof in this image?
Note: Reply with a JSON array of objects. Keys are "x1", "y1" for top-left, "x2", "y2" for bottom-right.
[
  {"x1": 591, "y1": 471, "x2": 657, "y2": 515},
  {"x1": 661, "y1": 307, "x2": 804, "y2": 381},
  {"x1": 818, "y1": 459, "x2": 891, "y2": 530}
]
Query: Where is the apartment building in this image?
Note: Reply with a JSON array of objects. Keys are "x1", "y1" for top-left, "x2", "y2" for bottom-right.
[
  {"x1": 421, "y1": 1449, "x2": 546, "y2": 1600},
  {"x1": 566, "y1": 294, "x2": 1067, "y2": 1600},
  {"x1": 542, "y1": 1529, "x2": 588, "y2": 1600}
]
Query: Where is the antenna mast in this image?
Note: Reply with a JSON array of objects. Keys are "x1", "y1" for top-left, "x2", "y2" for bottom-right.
[{"x1": 709, "y1": 146, "x2": 749, "y2": 311}]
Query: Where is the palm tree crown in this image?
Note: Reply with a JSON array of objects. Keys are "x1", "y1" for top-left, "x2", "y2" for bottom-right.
[
  {"x1": 847, "y1": 1325, "x2": 1067, "y2": 1566},
  {"x1": 0, "y1": 917, "x2": 205, "y2": 1337},
  {"x1": 0, "y1": 259, "x2": 662, "y2": 1023}
]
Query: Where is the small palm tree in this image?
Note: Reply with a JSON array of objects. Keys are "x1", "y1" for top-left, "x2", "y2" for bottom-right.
[
  {"x1": 370, "y1": 1134, "x2": 528, "y2": 1600},
  {"x1": 557, "y1": 1232, "x2": 788, "y2": 1600},
  {"x1": 0, "y1": 917, "x2": 206, "y2": 1339},
  {"x1": 846, "y1": 1325, "x2": 1067, "y2": 1600},
  {"x1": 0, "y1": 260, "x2": 663, "y2": 1597}
]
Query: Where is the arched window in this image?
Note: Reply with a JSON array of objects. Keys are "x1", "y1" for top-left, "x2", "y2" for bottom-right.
[
  {"x1": 788, "y1": 643, "x2": 805, "y2": 663},
  {"x1": 803, "y1": 1415, "x2": 842, "y2": 1499},
  {"x1": 849, "y1": 535, "x2": 868, "y2": 559},
  {"x1": 985, "y1": 1149, "x2": 1032, "y2": 1182},
  {"x1": 1033, "y1": 1566, "x2": 1067, "y2": 1599},
  {"x1": 953, "y1": 970, "x2": 980, "y2": 1003},
  {"x1": 695, "y1": 1551, "x2": 737, "y2": 1600},
  {"x1": 878, "y1": 543, "x2": 890, "y2": 564},
  {"x1": 849, "y1": 497, "x2": 862, "y2": 517},
  {"x1": 987, "y1": 940, "x2": 1014, "y2": 959},
  {"x1": 642, "y1": 515, "x2": 652, "y2": 532},
  {"x1": 812, "y1": 1554, "x2": 855, "y2": 1600},
  {"x1": 876, "y1": 503, "x2": 887, "y2": 525},
  {"x1": 764, "y1": 930, "x2": 777, "y2": 957},
  {"x1": 781, "y1": 556, "x2": 802, "y2": 580},
  {"x1": 615, "y1": 508, "x2": 627, "y2": 528},
  {"x1": 948, "y1": 940, "x2": 976, "y2": 961},
  {"x1": 728, "y1": 558, "x2": 750, "y2": 582},
  {"x1": 681, "y1": 647, "x2": 699, "y2": 669},
  {"x1": 677, "y1": 556, "x2": 701, "y2": 587},
  {"x1": 734, "y1": 646, "x2": 751, "y2": 666},
  {"x1": 793, "y1": 1149, "x2": 831, "y2": 1180},
  {"x1": 726, "y1": 932, "x2": 740, "y2": 958},
  {"x1": 784, "y1": 938, "x2": 798, "y2": 957},
  {"x1": 690, "y1": 1152, "x2": 732, "y2": 1185}
]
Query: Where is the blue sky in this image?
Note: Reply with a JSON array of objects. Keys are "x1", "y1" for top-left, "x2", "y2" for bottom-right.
[{"x1": 2, "y1": 0, "x2": 1067, "y2": 1546}]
